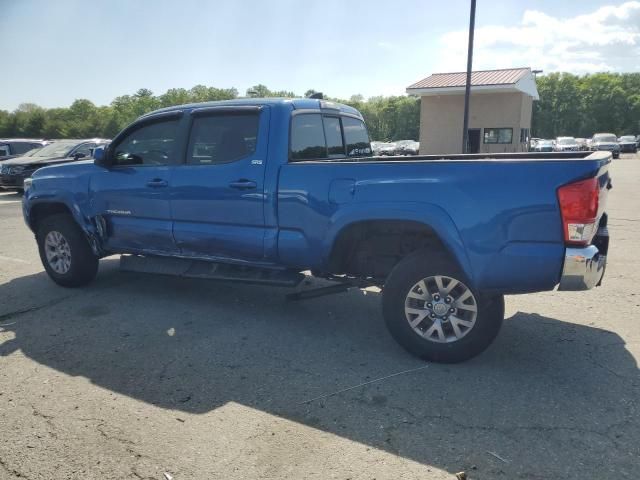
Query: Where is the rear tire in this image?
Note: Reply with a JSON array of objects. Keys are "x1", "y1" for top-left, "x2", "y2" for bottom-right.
[
  {"x1": 37, "y1": 214, "x2": 99, "y2": 287},
  {"x1": 382, "y1": 250, "x2": 504, "y2": 363}
]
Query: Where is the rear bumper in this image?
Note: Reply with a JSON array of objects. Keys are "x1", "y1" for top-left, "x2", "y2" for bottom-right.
[{"x1": 558, "y1": 245, "x2": 606, "y2": 291}]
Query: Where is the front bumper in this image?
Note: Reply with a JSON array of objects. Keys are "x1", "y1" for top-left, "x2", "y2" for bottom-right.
[
  {"x1": 0, "y1": 174, "x2": 26, "y2": 188},
  {"x1": 558, "y1": 244, "x2": 607, "y2": 291}
]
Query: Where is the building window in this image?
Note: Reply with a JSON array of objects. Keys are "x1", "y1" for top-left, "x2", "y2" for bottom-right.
[
  {"x1": 483, "y1": 128, "x2": 513, "y2": 144},
  {"x1": 520, "y1": 128, "x2": 530, "y2": 144}
]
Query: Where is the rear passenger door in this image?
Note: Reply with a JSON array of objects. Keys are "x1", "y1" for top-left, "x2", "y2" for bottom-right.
[{"x1": 170, "y1": 106, "x2": 269, "y2": 260}]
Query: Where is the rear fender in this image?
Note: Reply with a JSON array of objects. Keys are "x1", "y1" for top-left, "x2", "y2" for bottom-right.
[{"x1": 323, "y1": 202, "x2": 474, "y2": 284}]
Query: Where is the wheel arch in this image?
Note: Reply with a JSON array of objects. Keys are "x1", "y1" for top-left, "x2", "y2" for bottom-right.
[
  {"x1": 27, "y1": 198, "x2": 102, "y2": 255},
  {"x1": 323, "y1": 203, "x2": 473, "y2": 283}
]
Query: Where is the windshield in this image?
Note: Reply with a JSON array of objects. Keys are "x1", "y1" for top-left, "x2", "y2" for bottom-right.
[
  {"x1": 557, "y1": 138, "x2": 576, "y2": 145},
  {"x1": 594, "y1": 134, "x2": 617, "y2": 143},
  {"x1": 620, "y1": 136, "x2": 635, "y2": 141},
  {"x1": 538, "y1": 140, "x2": 553, "y2": 146},
  {"x1": 31, "y1": 141, "x2": 78, "y2": 158}
]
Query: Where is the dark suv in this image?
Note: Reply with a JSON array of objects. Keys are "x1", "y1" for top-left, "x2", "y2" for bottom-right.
[
  {"x1": 0, "y1": 139, "x2": 48, "y2": 161},
  {"x1": 0, "y1": 138, "x2": 110, "y2": 191}
]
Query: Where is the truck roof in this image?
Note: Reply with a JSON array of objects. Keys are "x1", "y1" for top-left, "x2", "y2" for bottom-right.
[{"x1": 140, "y1": 97, "x2": 363, "y2": 120}]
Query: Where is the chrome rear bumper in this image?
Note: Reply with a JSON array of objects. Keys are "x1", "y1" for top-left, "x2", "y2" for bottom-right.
[{"x1": 558, "y1": 245, "x2": 606, "y2": 291}]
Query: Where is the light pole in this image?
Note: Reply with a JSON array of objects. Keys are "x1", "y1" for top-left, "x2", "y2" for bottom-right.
[
  {"x1": 531, "y1": 70, "x2": 543, "y2": 137},
  {"x1": 462, "y1": 0, "x2": 477, "y2": 154}
]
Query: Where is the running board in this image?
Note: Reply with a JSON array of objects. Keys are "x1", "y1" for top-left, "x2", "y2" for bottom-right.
[{"x1": 119, "y1": 255, "x2": 304, "y2": 287}]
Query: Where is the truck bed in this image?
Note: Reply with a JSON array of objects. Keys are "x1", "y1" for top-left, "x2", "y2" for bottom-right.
[
  {"x1": 293, "y1": 151, "x2": 609, "y2": 163},
  {"x1": 276, "y1": 151, "x2": 611, "y2": 294}
]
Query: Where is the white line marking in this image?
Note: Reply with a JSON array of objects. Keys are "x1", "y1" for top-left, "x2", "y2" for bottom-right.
[
  {"x1": 0, "y1": 201, "x2": 22, "y2": 205},
  {"x1": 0, "y1": 255, "x2": 30, "y2": 264}
]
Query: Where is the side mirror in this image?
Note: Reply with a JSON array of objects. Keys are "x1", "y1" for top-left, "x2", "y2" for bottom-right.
[
  {"x1": 73, "y1": 152, "x2": 87, "y2": 160},
  {"x1": 93, "y1": 146, "x2": 112, "y2": 168},
  {"x1": 93, "y1": 147, "x2": 105, "y2": 162}
]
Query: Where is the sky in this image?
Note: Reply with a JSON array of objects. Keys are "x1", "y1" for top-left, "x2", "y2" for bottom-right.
[{"x1": 1, "y1": 0, "x2": 639, "y2": 111}]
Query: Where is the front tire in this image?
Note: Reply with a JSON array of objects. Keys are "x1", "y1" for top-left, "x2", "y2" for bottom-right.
[
  {"x1": 37, "y1": 214, "x2": 99, "y2": 287},
  {"x1": 383, "y1": 250, "x2": 504, "y2": 363}
]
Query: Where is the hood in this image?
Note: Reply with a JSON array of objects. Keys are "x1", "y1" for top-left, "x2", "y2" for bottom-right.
[
  {"x1": 3, "y1": 154, "x2": 77, "y2": 166},
  {"x1": 32, "y1": 159, "x2": 97, "y2": 177}
]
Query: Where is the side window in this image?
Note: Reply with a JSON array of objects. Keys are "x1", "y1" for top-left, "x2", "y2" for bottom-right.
[
  {"x1": 12, "y1": 142, "x2": 35, "y2": 154},
  {"x1": 113, "y1": 119, "x2": 180, "y2": 166},
  {"x1": 323, "y1": 116, "x2": 345, "y2": 157},
  {"x1": 187, "y1": 113, "x2": 259, "y2": 165},
  {"x1": 290, "y1": 114, "x2": 327, "y2": 161},
  {"x1": 342, "y1": 117, "x2": 371, "y2": 156},
  {"x1": 72, "y1": 143, "x2": 95, "y2": 157},
  {"x1": 0, "y1": 145, "x2": 9, "y2": 156}
]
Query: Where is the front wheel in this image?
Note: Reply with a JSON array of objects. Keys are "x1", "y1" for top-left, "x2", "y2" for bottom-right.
[
  {"x1": 383, "y1": 250, "x2": 504, "y2": 363},
  {"x1": 37, "y1": 214, "x2": 99, "y2": 287}
]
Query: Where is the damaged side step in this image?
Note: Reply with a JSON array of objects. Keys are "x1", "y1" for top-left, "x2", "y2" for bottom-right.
[{"x1": 120, "y1": 255, "x2": 304, "y2": 287}]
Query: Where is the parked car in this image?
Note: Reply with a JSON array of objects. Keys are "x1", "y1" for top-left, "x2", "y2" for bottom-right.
[
  {"x1": 0, "y1": 139, "x2": 48, "y2": 161},
  {"x1": 617, "y1": 135, "x2": 638, "y2": 153},
  {"x1": 533, "y1": 139, "x2": 554, "y2": 152},
  {"x1": 395, "y1": 140, "x2": 420, "y2": 155},
  {"x1": 575, "y1": 138, "x2": 589, "y2": 151},
  {"x1": 590, "y1": 133, "x2": 620, "y2": 159},
  {"x1": 0, "y1": 138, "x2": 109, "y2": 191},
  {"x1": 376, "y1": 142, "x2": 397, "y2": 156},
  {"x1": 554, "y1": 137, "x2": 580, "y2": 152},
  {"x1": 22, "y1": 98, "x2": 610, "y2": 363},
  {"x1": 529, "y1": 138, "x2": 541, "y2": 151}
]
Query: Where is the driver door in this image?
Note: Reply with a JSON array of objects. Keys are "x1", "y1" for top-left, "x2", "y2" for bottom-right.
[{"x1": 89, "y1": 112, "x2": 185, "y2": 254}]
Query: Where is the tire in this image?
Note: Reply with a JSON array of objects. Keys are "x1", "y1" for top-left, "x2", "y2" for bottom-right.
[
  {"x1": 382, "y1": 250, "x2": 504, "y2": 363},
  {"x1": 36, "y1": 213, "x2": 99, "y2": 287}
]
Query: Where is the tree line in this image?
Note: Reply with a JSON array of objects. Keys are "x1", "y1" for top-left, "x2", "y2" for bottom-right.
[
  {"x1": 533, "y1": 72, "x2": 640, "y2": 138},
  {"x1": 0, "y1": 73, "x2": 638, "y2": 143}
]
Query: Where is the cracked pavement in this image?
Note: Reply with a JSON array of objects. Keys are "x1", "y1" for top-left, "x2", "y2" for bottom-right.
[{"x1": 0, "y1": 153, "x2": 639, "y2": 479}]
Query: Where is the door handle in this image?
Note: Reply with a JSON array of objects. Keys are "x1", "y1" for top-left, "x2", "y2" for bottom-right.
[
  {"x1": 229, "y1": 179, "x2": 257, "y2": 190},
  {"x1": 146, "y1": 179, "x2": 168, "y2": 188}
]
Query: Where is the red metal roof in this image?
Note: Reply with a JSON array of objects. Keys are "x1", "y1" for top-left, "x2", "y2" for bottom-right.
[{"x1": 407, "y1": 68, "x2": 531, "y2": 90}]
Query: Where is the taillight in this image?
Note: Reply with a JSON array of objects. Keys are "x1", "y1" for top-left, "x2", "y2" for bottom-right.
[{"x1": 557, "y1": 177, "x2": 599, "y2": 246}]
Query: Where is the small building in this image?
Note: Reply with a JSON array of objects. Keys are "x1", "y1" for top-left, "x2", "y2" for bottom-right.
[{"x1": 406, "y1": 67, "x2": 539, "y2": 155}]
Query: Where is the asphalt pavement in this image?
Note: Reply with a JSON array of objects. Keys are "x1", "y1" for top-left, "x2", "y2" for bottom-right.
[{"x1": 0, "y1": 153, "x2": 639, "y2": 479}]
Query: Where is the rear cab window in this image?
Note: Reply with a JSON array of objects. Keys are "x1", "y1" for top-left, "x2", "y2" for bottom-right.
[{"x1": 290, "y1": 112, "x2": 371, "y2": 161}]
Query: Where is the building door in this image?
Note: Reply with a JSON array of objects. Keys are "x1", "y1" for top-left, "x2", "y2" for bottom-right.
[{"x1": 467, "y1": 129, "x2": 481, "y2": 153}]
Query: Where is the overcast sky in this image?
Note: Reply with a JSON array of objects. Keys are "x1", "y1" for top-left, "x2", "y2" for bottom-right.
[{"x1": 1, "y1": 0, "x2": 639, "y2": 110}]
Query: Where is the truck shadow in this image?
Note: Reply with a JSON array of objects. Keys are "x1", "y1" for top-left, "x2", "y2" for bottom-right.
[{"x1": 1, "y1": 261, "x2": 638, "y2": 477}]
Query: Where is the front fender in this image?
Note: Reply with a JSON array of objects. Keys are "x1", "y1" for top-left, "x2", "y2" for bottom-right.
[
  {"x1": 323, "y1": 201, "x2": 474, "y2": 284},
  {"x1": 23, "y1": 182, "x2": 102, "y2": 255}
]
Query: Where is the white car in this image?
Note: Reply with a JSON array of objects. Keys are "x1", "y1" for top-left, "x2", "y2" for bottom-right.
[{"x1": 554, "y1": 137, "x2": 580, "y2": 152}]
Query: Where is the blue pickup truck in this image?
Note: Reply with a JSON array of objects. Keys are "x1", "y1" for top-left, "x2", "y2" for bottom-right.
[{"x1": 22, "y1": 98, "x2": 611, "y2": 362}]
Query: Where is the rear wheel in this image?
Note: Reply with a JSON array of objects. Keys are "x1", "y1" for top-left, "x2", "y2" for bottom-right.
[
  {"x1": 383, "y1": 250, "x2": 504, "y2": 363},
  {"x1": 37, "y1": 214, "x2": 99, "y2": 287}
]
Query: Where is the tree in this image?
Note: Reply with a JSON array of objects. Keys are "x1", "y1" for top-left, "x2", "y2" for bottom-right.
[{"x1": 1, "y1": 75, "x2": 637, "y2": 141}]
